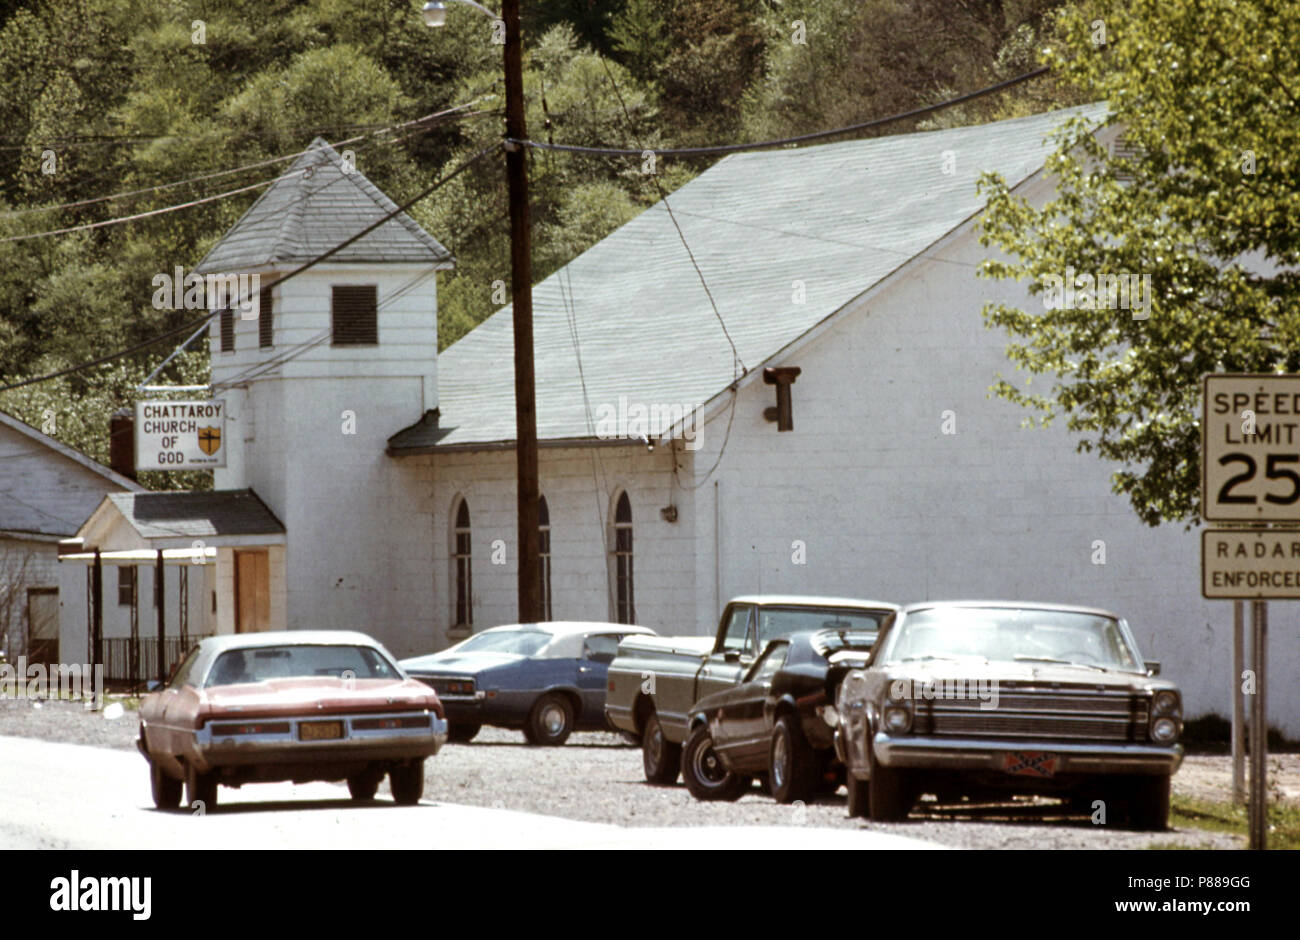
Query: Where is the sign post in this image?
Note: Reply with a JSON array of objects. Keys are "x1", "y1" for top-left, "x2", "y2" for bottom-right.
[
  {"x1": 1249, "y1": 601, "x2": 1268, "y2": 848},
  {"x1": 1201, "y1": 373, "x2": 1300, "y2": 850},
  {"x1": 1232, "y1": 600, "x2": 1245, "y2": 803}
]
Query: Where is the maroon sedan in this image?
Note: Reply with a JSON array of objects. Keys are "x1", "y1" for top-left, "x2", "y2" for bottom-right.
[{"x1": 138, "y1": 631, "x2": 448, "y2": 810}]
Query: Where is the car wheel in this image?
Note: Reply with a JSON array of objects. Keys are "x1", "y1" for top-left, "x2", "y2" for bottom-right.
[
  {"x1": 150, "y1": 761, "x2": 182, "y2": 810},
  {"x1": 769, "y1": 714, "x2": 820, "y2": 804},
  {"x1": 184, "y1": 763, "x2": 218, "y2": 813},
  {"x1": 447, "y1": 723, "x2": 482, "y2": 744},
  {"x1": 525, "y1": 694, "x2": 574, "y2": 746},
  {"x1": 641, "y1": 712, "x2": 681, "y2": 785},
  {"x1": 1120, "y1": 775, "x2": 1171, "y2": 831},
  {"x1": 389, "y1": 761, "x2": 425, "y2": 805},
  {"x1": 681, "y1": 724, "x2": 750, "y2": 801},
  {"x1": 347, "y1": 771, "x2": 381, "y2": 801},
  {"x1": 867, "y1": 734, "x2": 912, "y2": 822},
  {"x1": 846, "y1": 774, "x2": 870, "y2": 818}
]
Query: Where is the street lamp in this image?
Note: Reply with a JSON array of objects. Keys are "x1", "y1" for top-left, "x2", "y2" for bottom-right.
[
  {"x1": 421, "y1": 1, "x2": 501, "y2": 28},
  {"x1": 423, "y1": 0, "x2": 543, "y2": 625}
]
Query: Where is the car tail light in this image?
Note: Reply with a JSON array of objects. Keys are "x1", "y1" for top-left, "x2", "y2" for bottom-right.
[
  {"x1": 353, "y1": 715, "x2": 432, "y2": 731},
  {"x1": 210, "y1": 721, "x2": 291, "y2": 736}
]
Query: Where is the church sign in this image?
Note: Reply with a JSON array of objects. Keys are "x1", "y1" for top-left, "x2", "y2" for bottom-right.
[{"x1": 134, "y1": 400, "x2": 226, "y2": 470}]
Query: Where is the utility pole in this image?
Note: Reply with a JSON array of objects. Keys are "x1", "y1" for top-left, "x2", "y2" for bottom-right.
[{"x1": 501, "y1": 0, "x2": 541, "y2": 623}]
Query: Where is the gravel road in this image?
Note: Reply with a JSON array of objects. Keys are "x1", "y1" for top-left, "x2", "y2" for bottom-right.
[{"x1": 4, "y1": 697, "x2": 1287, "y2": 849}]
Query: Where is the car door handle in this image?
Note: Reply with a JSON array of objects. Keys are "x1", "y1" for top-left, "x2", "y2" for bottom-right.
[{"x1": 578, "y1": 665, "x2": 593, "y2": 673}]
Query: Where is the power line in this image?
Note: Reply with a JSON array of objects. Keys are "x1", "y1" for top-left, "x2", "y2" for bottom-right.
[
  {"x1": 0, "y1": 102, "x2": 491, "y2": 219},
  {"x1": 512, "y1": 66, "x2": 1051, "y2": 158},
  {"x1": 0, "y1": 108, "x2": 496, "y2": 153},
  {"x1": 0, "y1": 141, "x2": 503, "y2": 394},
  {"x1": 595, "y1": 57, "x2": 743, "y2": 375},
  {"x1": 209, "y1": 268, "x2": 437, "y2": 390},
  {"x1": 0, "y1": 112, "x2": 485, "y2": 244},
  {"x1": 595, "y1": 56, "x2": 743, "y2": 490}
]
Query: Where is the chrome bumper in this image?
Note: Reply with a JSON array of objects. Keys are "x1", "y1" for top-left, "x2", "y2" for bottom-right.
[
  {"x1": 873, "y1": 732, "x2": 1183, "y2": 776},
  {"x1": 190, "y1": 711, "x2": 448, "y2": 769}
]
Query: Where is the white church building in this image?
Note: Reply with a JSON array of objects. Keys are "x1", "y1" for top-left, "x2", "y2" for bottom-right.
[{"x1": 57, "y1": 106, "x2": 1297, "y2": 733}]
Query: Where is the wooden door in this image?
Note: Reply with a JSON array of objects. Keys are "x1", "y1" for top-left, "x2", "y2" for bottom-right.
[
  {"x1": 26, "y1": 588, "x2": 58, "y2": 666},
  {"x1": 234, "y1": 550, "x2": 270, "y2": 633}
]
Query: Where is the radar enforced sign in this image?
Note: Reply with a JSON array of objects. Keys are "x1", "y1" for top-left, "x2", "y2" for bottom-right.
[
  {"x1": 1203, "y1": 529, "x2": 1300, "y2": 599},
  {"x1": 134, "y1": 400, "x2": 226, "y2": 470},
  {"x1": 1202, "y1": 374, "x2": 1300, "y2": 522}
]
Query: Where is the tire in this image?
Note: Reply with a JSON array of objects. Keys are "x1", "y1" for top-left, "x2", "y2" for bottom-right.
[
  {"x1": 184, "y1": 763, "x2": 218, "y2": 813},
  {"x1": 681, "y1": 724, "x2": 750, "y2": 801},
  {"x1": 641, "y1": 712, "x2": 681, "y2": 785},
  {"x1": 769, "y1": 714, "x2": 820, "y2": 804},
  {"x1": 447, "y1": 723, "x2": 482, "y2": 744},
  {"x1": 525, "y1": 694, "x2": 574, "y2": 746},
  {"x1": 1120, "y1": 775, "x2": 1171, "y2": 831},
  {"x1": 867, "y1": 736, "x2": 912, "y2": 822},
  {"x1": 347, "y1": 771, "x2": 381, "y2": 801},
  {"x1": 389, "y1": 761, "x2": 426, "y2": 805},
  {"x1": 846, "y1": 774, "x2": 870, "y2": 818},
  {"x1": 150, "y1": 761, "x2": 182, "y2": 810}
]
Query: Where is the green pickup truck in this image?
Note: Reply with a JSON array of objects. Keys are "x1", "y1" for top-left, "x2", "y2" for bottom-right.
[{"x1": 604, "y1": 595, "x2": 898, "y2": 785}]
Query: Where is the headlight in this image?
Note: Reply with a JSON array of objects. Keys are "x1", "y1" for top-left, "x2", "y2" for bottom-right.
[
  {"x1": 1153, "y1": 691, "x2": 1180, "y2": 716},
  {"x1": 819, "y1": 705, "x2": 840, "y2": 728},
  {"x1": 1151, "y1": 716, "x2": 1179, "y2": 743},
  {"x1": 883, "y1": 704, "x2": 912, "y2": 734}
]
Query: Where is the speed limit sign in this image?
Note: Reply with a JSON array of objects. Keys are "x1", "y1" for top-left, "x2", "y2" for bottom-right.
[{"x1": 1202, "y1": 374, "x2": 1300, "y2": 522}]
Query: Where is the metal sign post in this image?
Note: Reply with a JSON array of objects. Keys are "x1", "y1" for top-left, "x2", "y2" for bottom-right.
[
  {"x1": 1232, "y1": 600, "x2": 1245, "y2": 803},
  {"x1": 1249, "y1": 601, "x2": 1268, "y2": 849}
]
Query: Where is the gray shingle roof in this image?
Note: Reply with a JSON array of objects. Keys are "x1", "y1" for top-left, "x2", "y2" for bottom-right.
[
  {"x1": 415, "y1": 104, "x2": 1107, "y2": 450},
  {"x1": 106, "y1": 489, "x2": 285, "y2": 539},
  {"x1": 196, "y1": 137, "x2": 453, "y2": 273}
]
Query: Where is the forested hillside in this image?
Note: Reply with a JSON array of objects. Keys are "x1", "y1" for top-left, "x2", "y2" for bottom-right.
[{"x1": 0, "y1": 0, "x2": 1085, "y2": 484}]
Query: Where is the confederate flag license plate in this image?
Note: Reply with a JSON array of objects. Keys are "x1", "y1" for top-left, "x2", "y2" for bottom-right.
[{"x1": 1002, "y1": 751, "x2": 1058, "y2": 777}]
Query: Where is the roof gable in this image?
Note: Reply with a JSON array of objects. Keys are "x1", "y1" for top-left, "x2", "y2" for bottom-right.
[
  {"x1": 96, "y1": 489, "x2": 286, "y2": 542},
  {"x1": 196, "y1": 137, "x2": 453, "y2": 273},
  {"x1": 425, "y1": 104, "x2": 1108, "y2": 449},
  {"x1": 0, "y1": 409, "x2": 142, "y2": 492}
]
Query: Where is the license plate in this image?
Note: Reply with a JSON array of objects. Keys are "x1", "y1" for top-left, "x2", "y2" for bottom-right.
[
  {"x1": 1002, "y1": 751, "x2": 1058, "y2": 777},
  {"x1": 299, "y1": 721, "x2": 344, "y2": 741}
]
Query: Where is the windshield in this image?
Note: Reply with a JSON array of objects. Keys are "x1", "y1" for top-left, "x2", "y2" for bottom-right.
[
  {"x1": 885, "y1": 607, "x2": 1142, "y2": 671},
  {"x1": 756, "y1": 607, "x2": 887, "y2": 648},
  {"x1": 454, "y1": 631, "x2": 550, "y2": 656},
  {"x1": 205, "y1": 644, "x2": 401, "y2": 687}
]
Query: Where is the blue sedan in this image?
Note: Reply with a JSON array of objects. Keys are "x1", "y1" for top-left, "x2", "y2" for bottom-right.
[{"x1": 400, "y1": 622, "x2": 656, "y2": 745}]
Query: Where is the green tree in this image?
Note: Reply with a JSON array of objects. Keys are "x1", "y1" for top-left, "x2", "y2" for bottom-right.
[
  {"x1": 976, "y1": 0, "x2": 1300, "y2": 526},
  {"x1": 742, "y1": 0, "x2": 1075, "y2": 141}
]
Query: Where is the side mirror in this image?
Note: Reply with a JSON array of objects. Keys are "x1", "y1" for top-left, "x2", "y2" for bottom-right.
[
  {"x1": 1145, "y1": 660, "x2": 1161, "y2": 676},
  {"x1": 723, "y1": 649, "x2": 741, "y2": 663},
  {"x1": 145, "y1": 679, "x2": 163, "y2": 692}
]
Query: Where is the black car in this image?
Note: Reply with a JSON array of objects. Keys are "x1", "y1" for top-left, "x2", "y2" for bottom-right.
[{"x1": 681, "y1": 627, "x2": 877, "y2": 803}]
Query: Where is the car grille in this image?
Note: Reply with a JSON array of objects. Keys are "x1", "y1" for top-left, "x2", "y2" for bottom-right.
[{"x1": 910, "y1": 685, "x2": 1150, "y2": 742}]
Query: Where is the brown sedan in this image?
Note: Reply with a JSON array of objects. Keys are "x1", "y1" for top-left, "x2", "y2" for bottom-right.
[{"x1": 138, "y1": 631, "x2": 448, "y2": 810}]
